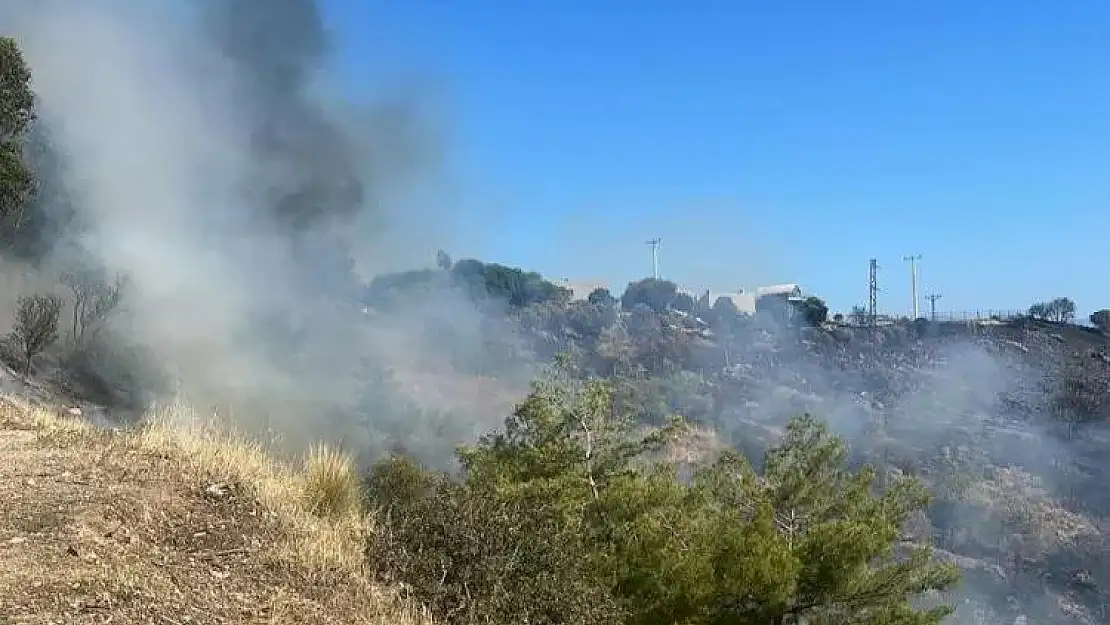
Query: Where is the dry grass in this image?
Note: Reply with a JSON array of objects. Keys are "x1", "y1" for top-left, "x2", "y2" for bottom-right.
[{"x1": 0, "y1": 395, "x2": 433, "y2": 625}]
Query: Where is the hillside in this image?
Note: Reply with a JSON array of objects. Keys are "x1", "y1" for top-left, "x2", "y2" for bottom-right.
[
  {"x1": 0, "y1": 397, "x2": 428, "y2": 625},
  {"x1": 365, "y1": 266, "x2": 1110, "y2": 624},
  {"x1": 0, "y1": 7, "x2": 1106, "y2": 623},
  {"x1": 1, "y1": 254, "x2": 1107, "y2": 624}
]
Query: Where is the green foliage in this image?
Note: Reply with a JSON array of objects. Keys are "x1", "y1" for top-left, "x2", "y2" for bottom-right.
[
  {"x1": 364, "y1": 258, "x2": 571, "y2": 311},
  {"x1": 364, "y1": 376, "x2": 960, "y2": 625},
  {"x1": 0, "y1": 37, "x2": 36, "y2": 237},
  {"x1": 365, "y1": 454, "x2": 623, "y2": 625},
  {"x1": 622, "y1": 278, "x2": 679, "y2": 313},
  {"x1": 589, "y1": 287, "x2": 617, "y2": 306},
  {"x1": 364, "y1": 268, "x2": 446, "y2": 310},
  {"x1": 1028, "y1": 297, "x2": 1076, "y2": 323},
  {"x1": 796, "y1": 296, "x2": 829, "y2": 327},
  {"x1": 8, "y1": 293, "x2": 62, "y2": 375},
  {"x1": 452, "y1": 258, "x2": 571, "y2": 307}
]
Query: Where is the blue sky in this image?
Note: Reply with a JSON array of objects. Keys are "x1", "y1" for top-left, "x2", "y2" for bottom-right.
[{"x1": 320, "y1": 1, "x2": 1109, "y2": 318}]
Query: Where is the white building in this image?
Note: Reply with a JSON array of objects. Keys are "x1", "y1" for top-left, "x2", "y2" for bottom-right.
[{"x1": 701, "y1": 283, "x2": 806, "y2": 315}]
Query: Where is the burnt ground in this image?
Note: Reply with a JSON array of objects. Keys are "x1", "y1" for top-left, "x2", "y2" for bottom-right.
[{"x1": 693, "y1": 317, "x2": 1110, "y2": 624}]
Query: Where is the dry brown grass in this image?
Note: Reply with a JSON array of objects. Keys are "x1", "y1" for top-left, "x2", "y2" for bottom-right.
[{"x1": 0, "y1": 396, "x2": 433, "y2": 625}]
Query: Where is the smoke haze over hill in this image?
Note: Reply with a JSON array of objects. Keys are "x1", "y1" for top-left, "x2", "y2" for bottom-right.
[
  {"x1": 0, "y1": 0, "x2": 524, "y2": 460},
  {"x1": 0, "y1": 3, "x2": 1107, "y2": 623}
]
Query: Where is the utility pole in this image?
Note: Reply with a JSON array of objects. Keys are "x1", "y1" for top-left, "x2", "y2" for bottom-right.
[
  {"x1": 925, "y1": 293, "x2": 942, "y2": 322},
  {"x1": 868, "y1": 258, "x2": 878, "y2": 329},
  {"x1": 903, "y1": 254, "x2": 922, "y2": 319},
  {"x1": 646, "y1": 238, "x2": 662, "y2": 279}
]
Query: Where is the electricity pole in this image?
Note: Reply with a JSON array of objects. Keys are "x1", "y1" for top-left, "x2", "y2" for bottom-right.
[
  {"x1": 646, "y1": 238, "x2": 662, "y2": 279},
  {"x1": 868, "y1": 258, "x2": 878, "y2": 329},
  {"x1": 903, "y1": 254, "x2": 922, "y2": 319},
  {"x1": 925, "y1": 293, "x2": 942, "y2": 321}
]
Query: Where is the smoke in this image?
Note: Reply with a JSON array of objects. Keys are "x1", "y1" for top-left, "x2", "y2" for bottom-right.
[
  {"x1": 709, "y1": 315, "x2": 1105, "y2": 624},
  {"x1": 0, "y1": 2, "x2": 1104, "y2": 621},
  {"x1": 0, "y1": 0, "x2": 523, "y2": 464}
]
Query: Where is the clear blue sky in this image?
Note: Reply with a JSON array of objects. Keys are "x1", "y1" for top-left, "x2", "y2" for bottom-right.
[{"x1": 320, "y1": 1, "x2": 1109, "y2": 318}]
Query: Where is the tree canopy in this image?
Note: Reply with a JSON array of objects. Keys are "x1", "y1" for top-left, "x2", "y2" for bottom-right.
[
  {"x1": 0, "y1": 37, "x2": 36, "y2": 241},
  {"x1": 365, "y1": 375, "x2": 961, "y2": 625}
]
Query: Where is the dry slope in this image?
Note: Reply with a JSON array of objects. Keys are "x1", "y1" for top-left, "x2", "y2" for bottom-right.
[{"x1": 0, "y1": 398, "x2": 430, "y2": 625}]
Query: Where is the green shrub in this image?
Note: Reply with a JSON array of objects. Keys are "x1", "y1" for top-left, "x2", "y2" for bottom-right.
[
  {"x1": 796, "y1": 295, "x2": 829, "y2": 326},
  {"x1": 363, "y1": 377, "x2": 960, "y2": 625},
  {"x1": 364, "y1": 455, "x2": 621, "y2": 625}
]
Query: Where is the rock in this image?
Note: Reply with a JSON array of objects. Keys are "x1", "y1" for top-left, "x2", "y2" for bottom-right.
[{"x1": 203, "y1": 483, "x2": 232, "y2": 499}]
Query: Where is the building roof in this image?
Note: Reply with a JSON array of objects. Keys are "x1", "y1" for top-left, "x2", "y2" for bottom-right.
[{"x1": 755, "y1": 283, "x2": 802, "y2": 298}]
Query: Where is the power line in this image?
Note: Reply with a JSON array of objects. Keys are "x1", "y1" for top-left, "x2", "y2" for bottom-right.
[
  {"x1": 925, "y1": 293, "x2": 942, "y2": 321},
  {"x1": 903, "y1": 254, "x2": 922, "y2": 319},
  {"x1": 646, "y1": 238, "x2": 662, "y2": 279}
]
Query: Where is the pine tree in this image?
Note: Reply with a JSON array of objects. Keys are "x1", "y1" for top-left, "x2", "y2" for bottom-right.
[{"x1": 368, "y1": 374, "x2": 961, "y2": 625}]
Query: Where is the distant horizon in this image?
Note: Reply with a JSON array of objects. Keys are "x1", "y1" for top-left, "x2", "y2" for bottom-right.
[
  {"x1": 553, "y1": 272, "x2": 1036, "y2": 319},
  {"x1": 330, "y1": 1, "x2": 1110, "y2": 320}
]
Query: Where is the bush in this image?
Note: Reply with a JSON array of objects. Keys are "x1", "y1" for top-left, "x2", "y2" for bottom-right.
[
  {"x1": 363, "y1": 377, "x2": 960, "y2": 625},
  {"x1": 364, "y1": 456, "x2": 620, "y2": 625},
  {"x1": 587, "y1": 287, "x2": 616, "y2": 307},
  {"x1": 796, "y1": 295, "x2": 829, "y2": 326},
  {"x1": 621, "y1": 278, "x2": 679, "y2": 313},
  {"x1": 301, "y1": 444, "x2": 361, "y2": 519},
  {"x1": 9, "y1": 293, "x2": 62, "y2": 374}
]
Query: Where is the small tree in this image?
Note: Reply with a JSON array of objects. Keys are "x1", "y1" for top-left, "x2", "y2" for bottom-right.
[
  {"x1": 1051, "y1": 297, "x2": 1077, "y2": 323},
  {"x1": 59, "y1": 269, "x2": 126, "y2": 344},
  {"x1": 9, "y1": 293, "x2": 63, "y2": 374},
  {"x1": 621, "y1": 278, "x2": 679, "y2": 313},
  {"x1": 1091, "y1": 309, "x2": 1110, "y2": 332},
  {"x1": 1029, "y1": 297, "x2": 1076, "y2": 323},
  {"x1": 587, "y1": 286, "x2": 616, "y2": 307},
  {"x1": 796, "y1": 295, "x2": 829, "y2": 326}
]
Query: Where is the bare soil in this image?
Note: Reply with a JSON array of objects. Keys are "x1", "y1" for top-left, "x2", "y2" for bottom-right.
[{"x1": 0, "y1": 399, "x2": 429, "y2": 625}]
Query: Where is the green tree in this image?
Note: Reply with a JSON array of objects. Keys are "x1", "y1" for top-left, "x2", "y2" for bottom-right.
[
  {"x1": 365, "y1": 374, "x2": 960, "y2": 625},
  {"x1": 1028, "y1": 297, "x2": 1076, "y2": 323},
  {"x1": 0, "y1": 37, "x2": 36, "y2": 237},
  {"x1": 588, "y1": 286, "x2": 617, "y2": 307},
  {"x1": 622, "y1": 278, "x2": 679, "y2": 313},
  {"x1": 796, "y1": 295, "x2": 829, "y2": 327},
  {"x1": 1049, "y1": 297, "x2": 1076, "y2": 323}
]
